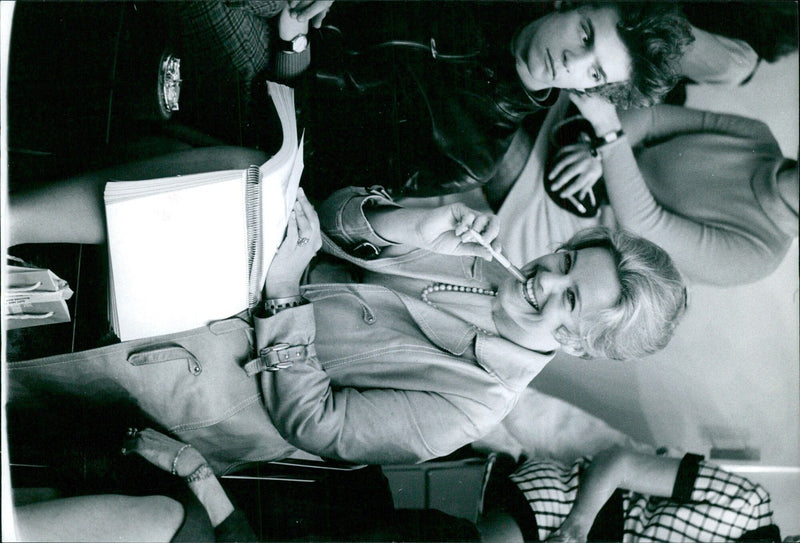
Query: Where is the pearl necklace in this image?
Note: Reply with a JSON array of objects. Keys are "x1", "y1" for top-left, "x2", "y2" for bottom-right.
[
  {"x1": 421, "y1": 283, "x2": 497, "y2": 335},
  {"x1": 421, "y1": 283, "x2": 497, "y2": 305}
]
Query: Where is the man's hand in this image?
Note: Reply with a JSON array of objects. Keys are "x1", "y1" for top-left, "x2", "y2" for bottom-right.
[
  {"x1": 289, "y1": 0, "x2": 334, "y2": 28},
  {"x1": 547, "y1": 522, "x2": 589, "y2": 543},
  {"x1": 548, "y1": 512, "x2": 595, "y2": 543}
]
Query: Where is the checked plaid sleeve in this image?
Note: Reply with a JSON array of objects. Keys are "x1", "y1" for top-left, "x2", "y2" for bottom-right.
[
  {"x1": 176, "y1": 1, "x2": 276, "y2": 82},
  {"x1": 508, "y1": 457, "x2": 591, "y2": 542},
  {"x1": 622, "y1": 454, "x2": 776, "y2": 542}
]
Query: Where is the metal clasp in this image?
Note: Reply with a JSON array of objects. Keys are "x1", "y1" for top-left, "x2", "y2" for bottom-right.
[{"x1": 261, "y1": 343, "x2": 293, "y2": 371}]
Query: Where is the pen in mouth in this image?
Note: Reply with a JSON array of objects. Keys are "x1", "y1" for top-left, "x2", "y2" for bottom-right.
[
  {"x1": 468, "y1": 228, "x2": 527, "y2": 283},
  {"x1": 490, "y1": 247, "x2": 527, "y2": 283}
]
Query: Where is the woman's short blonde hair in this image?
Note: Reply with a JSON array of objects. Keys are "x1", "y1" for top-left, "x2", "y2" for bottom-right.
[{"x1": 555, "y1": 227, "x2": 687, "y2": 360}]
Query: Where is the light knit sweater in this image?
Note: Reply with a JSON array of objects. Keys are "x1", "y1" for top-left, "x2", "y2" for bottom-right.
[{"x1": 602, "y1": 105, "x2": 797, "y2": 286}]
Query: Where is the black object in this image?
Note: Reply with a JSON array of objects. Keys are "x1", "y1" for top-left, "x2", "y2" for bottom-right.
[
  {"x1": 543, "y1": 104, "x2": 609, "y2": 218},
  {"x1": 301, "y1": 2, "x2": 550, "y2": 201}
]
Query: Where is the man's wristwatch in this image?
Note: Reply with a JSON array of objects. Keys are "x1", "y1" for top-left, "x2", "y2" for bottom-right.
[{"x1": 278, "y1": 33, "x2": 309, "y2": 54}]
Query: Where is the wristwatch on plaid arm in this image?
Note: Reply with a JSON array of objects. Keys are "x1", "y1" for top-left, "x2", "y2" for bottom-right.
[{"x1": 277, "y1": 32, "x2": 308, "y2": 53}]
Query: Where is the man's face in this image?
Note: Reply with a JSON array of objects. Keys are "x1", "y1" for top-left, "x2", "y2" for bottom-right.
[{"x1": 513, "y1": 6, "x2": 632, "y2": 92}]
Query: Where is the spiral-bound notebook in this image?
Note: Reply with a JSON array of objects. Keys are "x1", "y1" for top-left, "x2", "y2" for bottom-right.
[{"x1": 104, "y1": 82, "x2": 303, "y2": 341}]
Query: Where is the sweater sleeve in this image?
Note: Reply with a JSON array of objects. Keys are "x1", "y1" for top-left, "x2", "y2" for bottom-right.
[
  {"x1": 687, "y1": 460, "x2": 773, "y2": 512},
  {"x1": 678, "y1": 25, "x2": 759, "y2": 86},
  {"x1": 683, "y1": 458, "x2": 776, "y2": 537},
  {"x1": 621, "y1": 454, "x2": 777, "y2": 541},
  {"x1": 226, "y1": 0, "x2": 312, "y2": 81},
  {"x1": 597, "y1": 132, "x2": 779, "y2": 286},
  {"x1": 271, "y1": 48, "x2": 312, "y2": 81},
  {"x1": 622, "y1": 105, "x2": 779, "y2": 148},
  {"x1": 671, "y1": 453, "x2": 704, "y2": 502}
]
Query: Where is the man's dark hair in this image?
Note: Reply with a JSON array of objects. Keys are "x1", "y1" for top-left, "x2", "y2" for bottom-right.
[{"x1": 582, "y1": 2, "x2": 694, "y2": 108}]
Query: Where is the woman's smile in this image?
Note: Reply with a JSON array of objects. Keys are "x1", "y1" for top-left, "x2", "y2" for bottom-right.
[
  {"x1": 522, "y1": 271, "x2": 541, "y2": 312},
  {"x1": 492, "y1": 247, "x2": 621, "y2": 353}
]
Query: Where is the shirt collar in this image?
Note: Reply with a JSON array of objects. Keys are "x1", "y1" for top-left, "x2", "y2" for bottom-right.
[
  {"x1": 476, "y1": 333, "x2": 554, "y2": 390},
  {"x1": 397, "y1": 293, "x2": 554, "y2": 389}
]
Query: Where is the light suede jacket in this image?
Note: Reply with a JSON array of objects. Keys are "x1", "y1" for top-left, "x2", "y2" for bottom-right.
[
  {"x1": 9, "y1": 187, "x2": 552, "y2": 473},
  {"x1": 260, "y1": 187, "x2": 553, "y2": 463}
]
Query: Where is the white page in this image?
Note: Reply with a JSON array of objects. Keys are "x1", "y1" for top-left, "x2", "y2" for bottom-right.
[
  {"x1": 105, "y1": 169, "x2": 242, "y2": 202},
  {"x1": 284, "y1": 133, "x2": 305, "y2": 220},
  {"x1": 106, "y1": 175, "x2": 248, "y2": 340},
  {"x1": 104, "y1": 81, "x2": 299, "y2": 339},
  {"x1": 258, "y1": 135, "x2": 305, "y2": 291},
  {"x1": 250, "y1": 81, "x2": 303, "y2": 293}
]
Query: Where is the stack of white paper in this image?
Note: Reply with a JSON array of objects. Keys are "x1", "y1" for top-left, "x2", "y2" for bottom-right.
[{"x1": 105, "y1": 82, "x2": 302, "y2": 341}]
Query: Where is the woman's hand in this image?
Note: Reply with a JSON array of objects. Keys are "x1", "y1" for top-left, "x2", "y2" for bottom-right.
[
  {"x1": 124, "y1": 428, "x2": 239, "y2": 528},
  {"x1": 547, "y1": 521, "x2": 589, "y2": 543},
  {"x1": 122, "y1": 428, "x2": 206, "y2": 478},
  {"x1": 569, "y1": 93, "x2": 622, "y2": 136},
  {"x1": 549, "y1": 142, "x2": 603, "y2": 203},
  {"x1": 289, "y1": 0, "x2": 334, "y2": 28},
  {"x1": 265, "y1": 188, "x2": 322, "y2": 298},
  {"x1": 369, "y1": 203, "x2": 500, "y2": 259},
  {"x1": 417, "y1": 204, "x2": 501, "y2": 259}
]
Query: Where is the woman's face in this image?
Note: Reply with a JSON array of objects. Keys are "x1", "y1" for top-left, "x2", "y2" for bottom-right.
[
  {"x1": 513, "y1": 6, "x2": 632, "y2": 92},
  {"x1": 492, "y1": 247, "x2": 621, "y2": 354}
]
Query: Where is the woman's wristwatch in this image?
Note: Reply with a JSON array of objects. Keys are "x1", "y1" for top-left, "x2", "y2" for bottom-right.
[{"x1": 592, "y1": 128, "x2": 625, "y2": 150}]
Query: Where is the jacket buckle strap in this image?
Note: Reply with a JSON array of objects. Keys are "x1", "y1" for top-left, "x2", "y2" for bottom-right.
[{"x1": 243, "y1": 343, "x2": 315, "y2": 376}]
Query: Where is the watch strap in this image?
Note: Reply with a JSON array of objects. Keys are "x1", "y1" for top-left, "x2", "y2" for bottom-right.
[
  {"x1": 592, "y1": 128, "x2": 625, "y2": 149},
  {"x1": 277, "y1": 33, "x2": 308, "y2": 53}
]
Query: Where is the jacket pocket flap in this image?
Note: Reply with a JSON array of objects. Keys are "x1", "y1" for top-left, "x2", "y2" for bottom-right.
[
  {"x1": 208, "y1": 316, "x2": 251, "y2": 335},
  {"x1": 128, "y1": 345, "x2": 198, "y2": 366}
]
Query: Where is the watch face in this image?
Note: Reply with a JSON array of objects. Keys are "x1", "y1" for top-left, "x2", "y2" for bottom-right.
[{"x1": 291, "y1": 34, "x2": 308, "y2": 53}]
